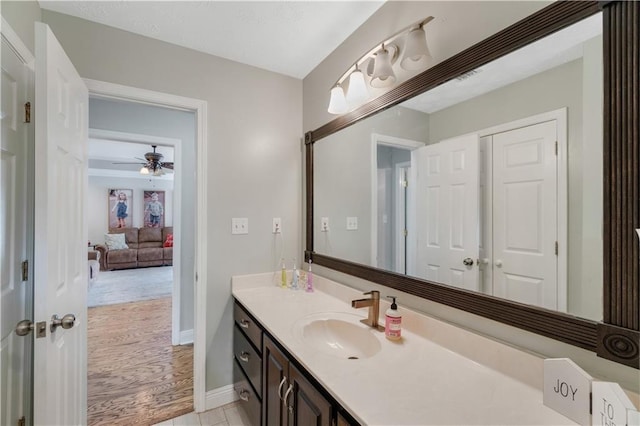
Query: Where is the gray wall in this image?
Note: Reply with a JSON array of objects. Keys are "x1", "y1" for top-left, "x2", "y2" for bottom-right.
[
  {"x1": 1, "y1": 0, "x2": 41, "y2": 53},
  {"x1": 87, "y1": 176, "x2": 175, "y2": 244},
  {"x1": 304, "y1": 2, "x2": 637, "y2": 391},
  {"x1": 314, "y1": 106, "x2": 428, "y2": 265},
  {"x1": 21, "y1": 8, "x2": 303, "y2": 392}
]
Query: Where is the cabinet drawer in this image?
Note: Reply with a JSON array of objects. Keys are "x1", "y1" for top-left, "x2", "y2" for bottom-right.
[
  {"x1": 233, "y1": 324, "x2": 262, "y2": 398},
  {"x1": 234, "y1": 302, "x2": 262, "y2": 352},
  {"x1": 233, "y1": 359, "x2": 261, "y2": 426}
]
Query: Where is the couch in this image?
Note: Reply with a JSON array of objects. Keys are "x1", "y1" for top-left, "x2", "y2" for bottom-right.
[{"x1": 96, "y1": 227, "x2": 173, "y2": 271}]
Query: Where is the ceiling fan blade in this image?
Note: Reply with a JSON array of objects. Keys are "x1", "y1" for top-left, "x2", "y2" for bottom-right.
[
  {"x1": 112, "y1": 161, "x2": 145, "y2": 165},
  {"x1": 162, "y1": 162, "x2": 174, "y2": 170}
]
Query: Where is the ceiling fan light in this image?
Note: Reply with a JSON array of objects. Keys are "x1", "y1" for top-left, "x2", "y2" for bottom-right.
[
  {"x1": 346, "y1": 68, "x2": 369, "y2": 106},
  {"x1": 370, "y1": 47, "x2": 396, "y2": 88},
  {"x1": 400, "y1": 26, "x2": 432, "y2": 71},
  {"x1": 140, "y1": 166, "x2": 149, "y2": 175},
  {"x1": 327, "y1": 85, "x2": 348, "y2": 114}
]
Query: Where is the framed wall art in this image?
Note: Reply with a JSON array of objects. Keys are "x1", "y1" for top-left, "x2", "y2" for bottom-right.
[
  {"x1": 108, "y1": 189, "x2": 133, "y2": 229},
  {"x1": 143, "y1": 190, "x2": 165, "y2": 228}
]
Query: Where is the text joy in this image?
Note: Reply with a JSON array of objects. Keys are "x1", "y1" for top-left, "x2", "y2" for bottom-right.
[{"x1": 553, "y1": 379, "x2": 578, "y2": 401}]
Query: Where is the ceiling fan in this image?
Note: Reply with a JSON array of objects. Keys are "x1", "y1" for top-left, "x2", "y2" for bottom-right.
[{"x1": 113, "y1": 145, "x2": 174, "y2": 176}]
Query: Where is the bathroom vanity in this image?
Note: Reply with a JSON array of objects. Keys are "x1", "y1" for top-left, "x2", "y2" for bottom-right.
[{"x1": 232, "y1": 272, "x2": 586, "y2": 425}]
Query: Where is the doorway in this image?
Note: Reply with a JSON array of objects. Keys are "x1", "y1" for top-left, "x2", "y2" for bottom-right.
[{"x1": 86, "y1": 100, "x2": 195, "y2": 424}]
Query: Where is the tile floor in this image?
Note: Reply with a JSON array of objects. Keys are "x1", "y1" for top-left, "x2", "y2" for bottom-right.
[{"x1": 153, "y1": 402, "x2": 252, "y2": 426}]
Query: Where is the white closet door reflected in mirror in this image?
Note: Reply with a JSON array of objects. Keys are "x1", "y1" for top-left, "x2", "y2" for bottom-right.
[{"x1": 372, "y1": 111, "x2": 566, "y2": 312}]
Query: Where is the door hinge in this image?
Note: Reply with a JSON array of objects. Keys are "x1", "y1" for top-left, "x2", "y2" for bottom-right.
[
  {"x1": 555, "y1": 141, "x2": 558, "y2": 156},
  {"x1": 18, "y1": 416, "x2": 25, "y2": 426},
  {"x1": 24, "y1": 102, "x2": 31, "y2": 123},
  {"x1": 555, "y1": 241, "x2": 558, "y2": 256},
  {"x1": 402, "y1": 180, "x2": 408, "y2": 188},
  {"x1": 404, "y1": 229, "x2": 408, "y2": 237},
  {"x1": 21, "y1": 260, "x2": 28, "y2": 282}
]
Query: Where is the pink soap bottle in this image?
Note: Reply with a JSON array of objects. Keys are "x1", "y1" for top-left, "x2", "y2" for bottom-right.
[{"x1": 385, "y1": 296, "x2": 402, "y2": 341}]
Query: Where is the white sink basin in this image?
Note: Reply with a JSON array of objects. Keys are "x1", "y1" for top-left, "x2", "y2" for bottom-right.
[{"x1": 293, "y1": 312, "x2": 382, "y2": 359}]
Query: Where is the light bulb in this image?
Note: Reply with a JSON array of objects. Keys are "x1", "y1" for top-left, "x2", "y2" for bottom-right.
[
  {"x1": 346, "y1": 68, "x2": 369, "y2": 106},
  {"x1": 401, "y1": 26, "x2": 432, "y2": 71},
  {"x1": 370, "y1": 47, "x2": 396, "y2": 88},
  {"x1": 327, "y1": 85, "x2": 348, "y2": 114}
]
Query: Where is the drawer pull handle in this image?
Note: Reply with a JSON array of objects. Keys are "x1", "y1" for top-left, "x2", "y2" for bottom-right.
[
  {"x1": 238, "y1": 389, "x2": 250, "y2": 402},
  {"x1": 239, "y1": 351, "x2": 250, "y2": 362},
  {"x1": 239, "y1": 319, "x2": 250, "y2": 329},
  {"x1": 284, "y1": 384, "x2": 294, "y2": 413},
  {"x1": 278, "y1": 377, "x2": 288, "y2": 401}
]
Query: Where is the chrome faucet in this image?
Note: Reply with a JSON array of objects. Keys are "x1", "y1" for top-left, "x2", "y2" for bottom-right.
[{"x1": 351, "y1": 290, "x2": 384, "y2": 331}]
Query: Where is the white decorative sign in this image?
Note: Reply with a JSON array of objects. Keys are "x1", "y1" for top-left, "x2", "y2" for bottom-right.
[
  {"x1": 592, "y1": 382, "x2": 637, "y2": 426},
  {"x1": 543, "y1": 358, "x2": 592, "y2": 425}
]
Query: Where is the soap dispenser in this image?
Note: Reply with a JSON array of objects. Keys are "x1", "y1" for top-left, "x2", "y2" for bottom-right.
[
  {"x1": 385, "y1": 296, "x2": 402, "y2": 341},
  {"x1": 280, "y1": 258, "x2": 287, "y2": 288},
  {"x1": 291, "y1": 259, "x2": 300, "y2": 290}
]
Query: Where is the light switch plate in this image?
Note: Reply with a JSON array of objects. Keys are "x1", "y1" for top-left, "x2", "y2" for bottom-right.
[
  {"x1": 231, "y1": 218, "x2": 248, "y2": 234},
  {"x1": 346, "y1": 216, "x2": 358, "y2": 230},
  {"x1": 543, "y1": 358, "x2": 592, "y2": 426}
]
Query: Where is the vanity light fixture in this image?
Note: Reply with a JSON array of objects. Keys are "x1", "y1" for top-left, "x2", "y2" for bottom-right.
[{"x1": 327, "y1": 16, "x2": 434, "y2": 114}]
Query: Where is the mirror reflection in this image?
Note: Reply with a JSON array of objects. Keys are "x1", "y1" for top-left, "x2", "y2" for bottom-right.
[{"x1": 314, "y1": 14, "x2": 603, "y2": 321}]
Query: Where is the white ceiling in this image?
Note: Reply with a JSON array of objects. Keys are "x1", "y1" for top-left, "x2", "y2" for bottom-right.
[
  {"x1": 88, "y1": 138, "x2": 175, "y2": 180},
  {"x1": 38, "y1": 0, "x2": 385, "y2": 79},
  {"x1": 402, "y1": 13, "x2": 602, "y2": 114}
]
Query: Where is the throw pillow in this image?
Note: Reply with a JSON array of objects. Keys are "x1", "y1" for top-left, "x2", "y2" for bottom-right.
[
  {"x1": 164, "y1": 234, "x2": 174, "y2": 248},
  {"x1": 105, "y1": 233, "x2": 128, "y2": 250}
]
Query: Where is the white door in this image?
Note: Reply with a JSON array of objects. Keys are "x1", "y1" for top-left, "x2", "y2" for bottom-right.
[
  {"x1": 492, "y1": 121, "x2": 558, "y2": 309},
  {"x1": 33, "y1": 22, "x2": 88, "y2": 425},
  {"x1": 1, "y1": 30, "x2": 33, "y2": 426},
  {"x1": 415, "y1": 134, "x2": 480, "y2": 291}
]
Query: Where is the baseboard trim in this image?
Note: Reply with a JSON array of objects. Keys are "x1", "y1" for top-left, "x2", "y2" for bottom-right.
[
  {"x1": 204, "y1": 385, "x2": 238, "y2": 411},
  {"x1": 179, "y1": 329, "x2": 194, "y2": 345}
]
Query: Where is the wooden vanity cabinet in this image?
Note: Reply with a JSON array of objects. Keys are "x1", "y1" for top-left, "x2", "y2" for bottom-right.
[
  {"x1": 233, "y1": 299, "x2": 359, "y2": 426},
  {"x1": 233, "y1": 302, "x2": 263, "y2": 426},
  {"x1": 263, "y1": 335, "x2": 332, "y2": 426}
]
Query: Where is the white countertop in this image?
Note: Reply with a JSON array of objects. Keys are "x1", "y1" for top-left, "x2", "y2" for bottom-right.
[{"x1": 232, "y1": 272, "x2": 576, "y2": 426}]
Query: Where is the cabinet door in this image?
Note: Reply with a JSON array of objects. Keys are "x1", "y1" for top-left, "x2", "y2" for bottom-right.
[
  {"x1": 263, "y1": 336, "x2": 289, "y2": 426},
  {"x1": 288, "y1": 365, "x2": 332, "y2": 426}
]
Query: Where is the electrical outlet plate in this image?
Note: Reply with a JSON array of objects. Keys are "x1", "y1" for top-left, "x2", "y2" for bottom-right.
[
  {"x1": 346, "y1": 216, "x2": 358, "y2": 230},
  {"x1": 273, "y1": 217, "x2": 281, "y2": 234},
  {"x1": 321, "y1": 217, "x2": 329, "y2": 232},
  {"x1": 231, "y1": 218, "x2": 249, "y2": 234}
]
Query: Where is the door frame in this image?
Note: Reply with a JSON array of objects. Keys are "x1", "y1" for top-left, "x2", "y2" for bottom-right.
[
  {"x1": 475, "y1": 108, "x2": 568, "y2": 312},
  {"x1": 370, "y1": 133, "x2": 424, "y2": 267},
  {"x1": 1, "y1": 17, "x2": 36, "y2": 426},
  {"x1": 88, "y1": 128, "x2": 184, "y2": 345},
  {"x1": 393, "y1": 161, "x2": 411, "y2": 274},
  {"x1": 84, "y1": 78, "x2": 208, "y2": 411}
]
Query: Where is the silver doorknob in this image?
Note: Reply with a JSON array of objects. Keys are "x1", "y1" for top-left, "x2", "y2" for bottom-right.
[
  {"x1": 495, "y1": 259, "x2": 503, "y2": 267},
  {"x1": 15, "y1": 319, "x2": 34, "y2": 336},
  {"x1": 463, "y1": 257, "x2": 474, "y2": 266},
  {"x1": 50, "y1": 314, "x2": 76, "y2": 332}
]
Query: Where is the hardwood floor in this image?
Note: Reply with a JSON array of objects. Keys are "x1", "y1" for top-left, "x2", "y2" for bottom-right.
[{"x1": 88, "y1": 297, "x2": 193, "y2": 425}]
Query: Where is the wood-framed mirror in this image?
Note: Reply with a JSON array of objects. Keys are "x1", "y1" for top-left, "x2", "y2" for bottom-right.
[{"x1": 304, "y1": 0, "x2": 639, "y2": 369}]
